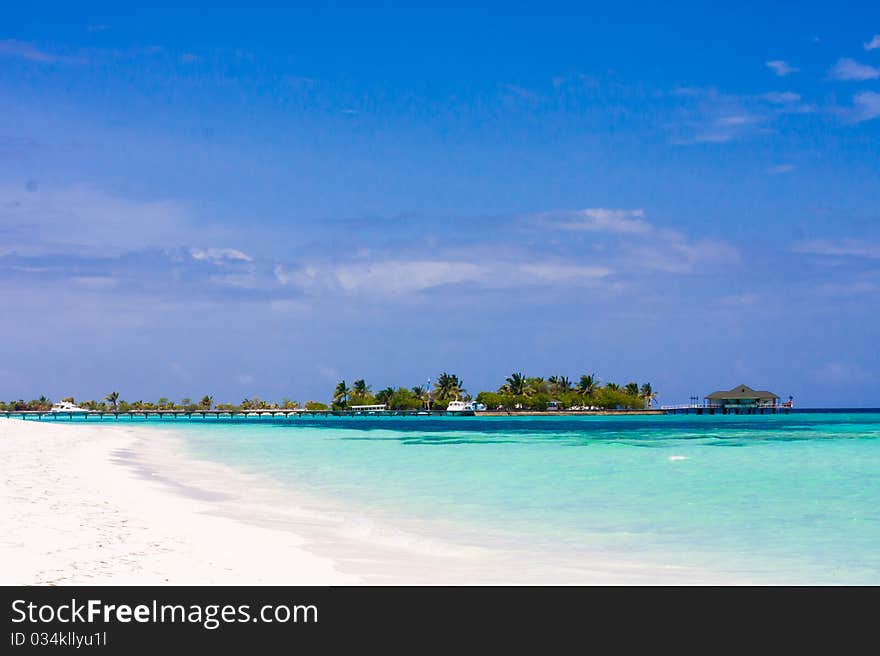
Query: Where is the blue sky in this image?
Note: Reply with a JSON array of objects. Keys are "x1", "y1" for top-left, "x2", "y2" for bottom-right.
[{"x1": 2, "y1": 2, "x2": 879, "y2": 406}]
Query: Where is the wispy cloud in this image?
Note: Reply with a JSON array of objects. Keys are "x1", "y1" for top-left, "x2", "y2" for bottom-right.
[
  {"x1": 517, "y1": 263, "x2": 612, "y2": 281},
  {"x1": 269, "y1": 205, "x2": 738, "y2": 299},
  {"x1": 794, "y1": 239, "x2": 880, "y2": 259},
  {"x1": 828, "y1": 58, "x2": 880, "y2": 81},
  {"x1": 762, "y1": 92, "x2": 801, "y2": 104},
  {"x1": 812, "y1": 361, "x2": 873, "y2": 384},
  {"x1": 767, "y1": 164, "x2": 795, "y2": 174},
  {"x1": 536, "y1": 208, "x2": 739, "y2": 274},
  {"x1": 666, "y1": 87, "x2": 786, "y2": 144},
  {"x1": 865, "y1": 34, "x2": 880, "y2": 51},
  {"x1": 850, "y1": 91, "x2": 880, "y2": 123},
  {"x1": 816, "y1": 280, "x2": 880, "y2": 297},
  {"x1": 672, "y1": 113, "x2": 763, "y2": 145},
  {"x1": 540, "y1": 208, "x2": 652, "y2": 234},
  {"x1": 766, "y1": 60, "x2": 798, "y2": 76},
  {"x1": 273, "y1": 258, "x2": 613, "y2": 296},
  {"x1": 191, "y1": 248, "x2": 253, "y2": 264},
  {"x1": 0, "y1": 39, "x2": 86, "y2": 64},
  {"x1": 499, "y1": 82, "x2": 544, "y2": 105},
  {"x1": 0, "y1": 184, "x2": 240, "y2": 258}
]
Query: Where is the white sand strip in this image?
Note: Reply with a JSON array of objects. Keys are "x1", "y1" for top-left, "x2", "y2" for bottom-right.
[{"x1": 0, "y1": 418, "x2": 358, "y2": 585}]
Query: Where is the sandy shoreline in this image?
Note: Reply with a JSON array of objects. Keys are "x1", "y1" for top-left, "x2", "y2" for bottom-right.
[
  {"x1": 0, "y1": 418, "x2": 737, "y2": 585},
  {"x1": 0, "y1": 418, "x2": 359, "y2": 585}
]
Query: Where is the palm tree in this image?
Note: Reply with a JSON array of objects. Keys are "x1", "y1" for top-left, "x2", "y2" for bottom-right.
[
  {"x1": 549, "y1": 375, "x2": 572, "y2": 393},
  {"x1": 501, "y1": 372, "x2": 526, "y2": 396},
  {"x1": 375, "y1": 387, "x2": 395, "y2": 406},
  {"x1": 352, "y1": 379, "x2": 370, "y2": 396},
  {"x1": 640, "y1": 383, "x2": 657, "y2": 408},
  {"x1": 200, "y1": 395, "x2": 213, "y2": 410},
  {"x1": 104, "y1": 391, "x2": 120, "y2": 411},
  {"x1": 577, "y1": 374, "x2": 598, "y2": 395},
  {"x1": 333, "y1": 381, "x2": 350, "y2": 406},
  {"x1": 624, "y1": 382, "x2": 639, "y2": 397},
  {"x1": 434, "y1": 372, "x2": 464, "y2": 401},
  {"x1": 410, "y1": 385, "x2": 428, "y2": 409},
  {"x1": 525, "y1": 377, "x2": 547, "y2": 397},
  {"x1": 605, "y1": 382, "x2": 620, "y2": 392}
]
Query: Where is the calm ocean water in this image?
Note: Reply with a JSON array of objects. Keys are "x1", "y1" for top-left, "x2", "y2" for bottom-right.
[{"x1": 123, "y1": 412, "x2": 880, "y2": 582}]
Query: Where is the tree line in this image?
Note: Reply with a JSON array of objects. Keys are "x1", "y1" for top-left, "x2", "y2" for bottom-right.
[
  {"x1": 0, "y1": 394, "x2": 328, "y2": 413},
  {"x1": 331, "y1": 372, "x2": 655, "y2": 411},
  {"x1": 1, "y1": 373, "x2": 656, "y2": 414},
  {"x1": 476, "y1": 374, "x2": 655, "y2": 411}
]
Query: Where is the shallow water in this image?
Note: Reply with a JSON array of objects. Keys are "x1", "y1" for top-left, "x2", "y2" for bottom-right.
[{"x1": 58, "y1": 412, "x2": 880, "y2": 583}]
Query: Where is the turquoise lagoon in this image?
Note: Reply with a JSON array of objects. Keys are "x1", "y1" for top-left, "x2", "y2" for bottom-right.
[{"x1": 140, "y1": 412, "x2": 879, "y2": 583}]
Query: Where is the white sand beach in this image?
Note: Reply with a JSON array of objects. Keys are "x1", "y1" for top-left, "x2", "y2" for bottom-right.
[
  {"x1": 0, "y1": 418, "x2": 735, "y2": 585},
  {"x1": 0, "y1": 418, "x2": 358, "y2": 585}
]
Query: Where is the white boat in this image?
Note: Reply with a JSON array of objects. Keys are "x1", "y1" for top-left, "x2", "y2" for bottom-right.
[
  {"x1": 50, "y1": 401, "x2": 90, "y2": 414},
  {"x1": 446, "y1": 400, "x2": 486, "y2": 415}
]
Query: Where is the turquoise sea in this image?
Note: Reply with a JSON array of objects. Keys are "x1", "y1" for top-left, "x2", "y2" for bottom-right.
[{"x1": 104, "y1": 412, "x2": 880, "y2": 582}]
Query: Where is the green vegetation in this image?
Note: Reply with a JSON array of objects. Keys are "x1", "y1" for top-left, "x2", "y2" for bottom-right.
[
  {"x1": 326, "y1": 370, "x2": 654, "y2": 412},
  {"x1": 0, "y1": 374, "x2": 657, "y2": 415},
  {"x1": 475, "y1": 372, "x2": 655, "y2": 411}
]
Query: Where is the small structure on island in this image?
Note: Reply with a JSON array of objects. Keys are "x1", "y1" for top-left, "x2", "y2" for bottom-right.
[
  {"x1": 706, "y1": 384, "x2": 778, "y2": 411},
  {"x1": 662, "y1": 384, "x2": 792, "y2": 414},
  {"x1": 704, "y1": 384, "x2": 791, "y2": 414},
  {"x1": 349, "y1": 404, "x2": 387, "y2": 414}
]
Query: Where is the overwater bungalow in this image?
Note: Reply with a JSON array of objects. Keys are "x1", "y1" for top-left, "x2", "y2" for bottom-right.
[
  {"x1": 704, "y1": 384, "x2": 793, "y2": 414},
  {"x1": 662, "y1": 384, "x2": 792, "y2": 414}
]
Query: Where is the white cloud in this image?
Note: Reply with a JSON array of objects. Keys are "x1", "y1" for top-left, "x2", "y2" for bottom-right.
[
  {"x1": 766, "y1": 60, "x2": 798, "y2": 76},
  {"x1": 828, "y1": 58, "x2": 880, "y2": 81},
  {"x1": 71, "y1": 276, "x2": 118, "y2": 289},
  {"x1": 767, "y1": 164, "x2": 795, "y2": 174},
  {"x1": 191, "y1": 248, "x2": 253, "y2": 263},
  {"x1": 275, "y1": 260, "x2": 488, "y2": 295},
  {"x1": 762, "y1": 92, "x2": 801, "y2": 104},
  {"x1": 627, "y1": 238, "x2": 739, "y2": 274},
  {"x1": 517, "y1": 263, "x2": 612, "y2": 281},
  {"x1": 851, "y1": 91, "x2": 880, "y2": 123},
  {"x1": 267, "y1": 207, "x2": 741, "y2": 301},
  {"x1": 717, "y1": 115, "x2": 756, "y2": 126},
  {"x1": 544, "y1": 208, "x2": 652, "y2": 234},
  {"x1": 794, "y1": 239, "x2": 880, "y2": 259},
  {"x1": 0, "y1": 39, "x2": 85, "y2": 64},
  {"x1": 539, "y1": 208, "x2": 739, "y2": 274},
  {"x1": 865, "y1": 34, "x2": 880, "y2": 51},
  {"x1": 274, "y1": 258, "x2": 615, "y2": 297},
  {"x1": 0, "y1": 184, "x2": 236, "y2": 256}
]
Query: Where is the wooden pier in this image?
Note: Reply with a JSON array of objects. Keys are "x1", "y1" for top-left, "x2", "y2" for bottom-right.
[
  {"x1": 0, "y1": 409, "x2": 452, "y2": 421},
  {"x1": 660, "y1": 403, "x2": 792, "y2": 415}
]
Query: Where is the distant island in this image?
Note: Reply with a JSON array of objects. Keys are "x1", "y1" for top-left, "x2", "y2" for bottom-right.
[{"x1": 0, "y1": 373, "x2": 656, "y2": 414}]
